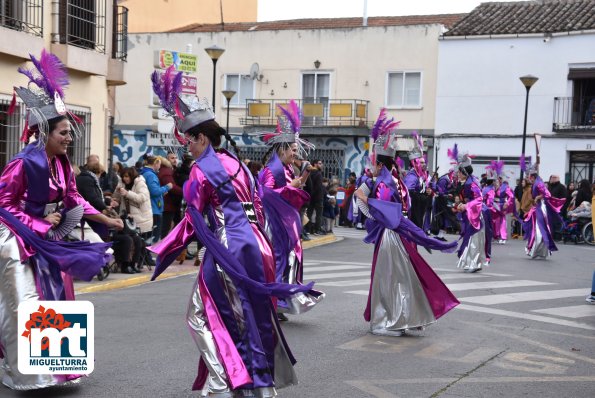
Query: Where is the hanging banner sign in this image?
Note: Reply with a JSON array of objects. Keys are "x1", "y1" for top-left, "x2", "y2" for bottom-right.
[{"x1": 154, "y1": 50, "x2": 198, "y2": 73}]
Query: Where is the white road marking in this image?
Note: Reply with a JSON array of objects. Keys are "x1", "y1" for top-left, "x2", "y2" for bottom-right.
[
  {"x1": 316, "y1": 279, "x2": 370, "y2": 287},
  {"x1": 304, "y1": 270, "x2": 372, "y2": 280},
  {"x1": 457, "y1": 304, "x2": 595, "y2": 331},
  {"x1": 303, "y1": 264, "x2": 367, "y2": 273},
  {"x1": 446, "y1": 280, "x2": 555, "y2": 291},
  {"x1": 460, "y1": 289, "x2": 588, "y2": 305},
  {"x1": 532, "y1": 305, "x2": 595, "y2": 318},
  {"x1": 432, "y1": 267, "x2": 512, "y2": 277}
]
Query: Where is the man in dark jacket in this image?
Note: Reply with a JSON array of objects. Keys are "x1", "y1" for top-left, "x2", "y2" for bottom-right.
[{"x1": 306, "y1": 159, "x2": 325, "y2": 235}]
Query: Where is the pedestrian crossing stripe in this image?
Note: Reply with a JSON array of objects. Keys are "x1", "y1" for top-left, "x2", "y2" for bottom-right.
[
  {"x1": 460, "y1": 289, "x2": 588, "y2": 305},
  {"x1": 532, "y1": 305, "x2": 595, "y2": 319}
]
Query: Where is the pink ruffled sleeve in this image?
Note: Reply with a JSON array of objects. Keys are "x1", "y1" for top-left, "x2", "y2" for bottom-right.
[
  {"x1": 466, "y1": 183, "x2": 483, "y2": 230},
  {"x1": 262, "y1": 166, "x2": 310, "y2": 210},
  {"x1": 0, "y1": 159, "x2": 52, "y2": 237}
]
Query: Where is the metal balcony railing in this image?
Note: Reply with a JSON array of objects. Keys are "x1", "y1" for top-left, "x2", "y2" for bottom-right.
[
  {"x1": 553, "y1": 96, "x2": 595, "y2": 132},
  {"x1": 0, "y1": 0, "x2": 43, "y2": 36},
  {"x1": 240, "y1": 99, "x2": 370, "y2": 128},
  {"x1": 54, "y1": 0, "x2": 106, "y2": 53},
  {"x1": 111, "y1": 4, "x2": 127, "y2": 61}
]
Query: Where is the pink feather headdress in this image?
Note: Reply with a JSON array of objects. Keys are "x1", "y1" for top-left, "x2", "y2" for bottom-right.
[
  {"x1": 370, "y1": 108, "x2": 400, "y2": 162},
  {"x1": 259, "y1": 100, "x2": 315, "y2": 156}
]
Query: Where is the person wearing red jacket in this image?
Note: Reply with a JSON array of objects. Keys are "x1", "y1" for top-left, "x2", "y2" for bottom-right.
[{"x1": 159, "y1": 152, "x2": 183, "y2": 238}]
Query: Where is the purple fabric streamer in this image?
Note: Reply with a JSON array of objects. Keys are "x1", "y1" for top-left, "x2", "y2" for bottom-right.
[{"x1": 0, "y1": 207, "x2": 110, "y2": 300}]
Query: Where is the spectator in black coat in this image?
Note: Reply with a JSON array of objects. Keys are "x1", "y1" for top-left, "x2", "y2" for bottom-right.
[
  {"x1": 575, "y1": 179, "x2": 593, "y2": 208},
  {"x1": 306, "y1": 159, "x2": 325, "y2": 235},
  {"x1": 548, "y1": 175, "x2": 567, "y2": 240},
  {"x1": 76, "y1": 162, "x2": 143, "y2": 274}
]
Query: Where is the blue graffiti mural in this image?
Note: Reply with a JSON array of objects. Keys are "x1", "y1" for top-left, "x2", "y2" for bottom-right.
[
  {"x1": 112, "y1": 130, "x2": 169, "y2": 166},
  {"x1": 113, "y1": 129, "x2": 370, "y2": 182}
]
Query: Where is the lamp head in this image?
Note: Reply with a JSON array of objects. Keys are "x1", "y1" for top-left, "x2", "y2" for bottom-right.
[
  {"x1": 222, "y1": 90, "x2": 236, "y2": 101},
  {"x1": 205, "y1": 45, "x2": 225, "y2": 61},
  {"x1": 520, "y1": 75, "x2": 538, "y2": 89}
]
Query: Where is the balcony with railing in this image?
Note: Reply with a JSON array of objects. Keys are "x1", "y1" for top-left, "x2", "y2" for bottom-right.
[
  {"x1": 240, "y1": 99, "x2": 370, "y2": 131},
  {"x1": 112, "y1": 4, "x2": 127, "y2": 61},
  {"x1": 0, "y1": 0, "x2": 44, "y2": 58},
  {"x1": 0, "y1": 0, "x2": 43, "y2": 36},
  {"x1": 553, "y1": 96, "x2": 595, "y2": 132},
  {"x1": 55, "y1": 0, "x2": 106, "y2": 53}
]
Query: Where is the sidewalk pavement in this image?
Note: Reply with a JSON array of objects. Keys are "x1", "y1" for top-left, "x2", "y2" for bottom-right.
[{"x1": 74, "y1": 232, "x2": 339, "y2": 295}]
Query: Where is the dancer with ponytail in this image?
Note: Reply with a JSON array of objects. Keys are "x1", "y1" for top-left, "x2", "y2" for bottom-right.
[
  {"x1": 149, "y1": 67, "x2": 315, "y2": 396},
  {"x1": 354, "y1": 109, "x2": 458, "y2": 336},
  {"x1": 0, "y1": 50, "x2": 122, "y2": 390},
  {"x1": 258, "y1": 100, "x2": 325, "y2": 321}
]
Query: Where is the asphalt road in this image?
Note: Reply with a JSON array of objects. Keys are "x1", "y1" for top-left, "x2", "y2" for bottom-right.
[{"x1": 3, "y1": 227, "x2": 594, "y2": 397}]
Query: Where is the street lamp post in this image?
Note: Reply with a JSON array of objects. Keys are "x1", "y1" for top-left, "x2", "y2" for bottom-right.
[
  {"x1": 204, "y1": 45, "x2": 225, "y2": 110},
  {"x1": 222, "y1": 90, "x2": 236, "y2": 149},
  {"x1": 519, "y1": 75, "x2": 538, "y2": 183}
]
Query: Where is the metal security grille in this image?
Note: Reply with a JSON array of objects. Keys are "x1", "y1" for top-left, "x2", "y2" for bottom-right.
[
  {"x1": 68, "y1": 109, "x2": 92, "y2": 167},
  {"x1": 307, "y1": 149, "x2": 344, "y2": 182},
  {"x1": 0, "y1": 99, "x2": 24, "y2": 171},
  {"x1": 111, "y1": 4, "x2": 128, "y2": 60},
  {"x1": 569, "y1": 151, "x2": 595, "y2": 184},
  {"x1": 57, "y1": 0, "x2": 106, "y2": 53},
  {"x1": 0, "y1": 0, "x2": 43, "y2": 36},
  {"x1": 237, "y1": 145, "x2": 269, "y2": 164}
]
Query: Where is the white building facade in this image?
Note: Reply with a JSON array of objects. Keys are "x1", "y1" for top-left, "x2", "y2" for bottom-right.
[{"x1": 435, "y1": 1, "x2": 595, "y2": 184}]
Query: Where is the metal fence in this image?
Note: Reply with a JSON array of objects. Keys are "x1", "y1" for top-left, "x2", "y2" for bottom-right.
[
  {"x1": 111, "y1": 4, "x2": 127, "y2": 60},
  {"x1": 56, "y1": 0, "x2": 106, "y2": 53},
  {"x1": 0, "y1": 0, "x2": 43, "y2": 36},
  {"x1": 68, "y1": 108, "x2": 92, "y2": 167},
  {"x1": 553, "y1": 96, "x2": 595, "y2": 132},
  {"x1": 0, "y1": 99, "x2": 24, "y2": 171},
  {"x1": 237, "y1": 146, "x2": 345, "y2": 183},
  {"x1": 240, "y1": 99, "x2": 369, "y2": 127}
]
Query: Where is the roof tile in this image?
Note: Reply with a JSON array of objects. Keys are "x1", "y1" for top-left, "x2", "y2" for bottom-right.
[
  {"x1": 167, "y1": 14, "x2": 466, "y2": 33},
  {"x1": 445, "y1": 0, "x2": 595, "y2": 36}
]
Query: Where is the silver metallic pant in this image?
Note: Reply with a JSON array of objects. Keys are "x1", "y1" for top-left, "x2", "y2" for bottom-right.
[
  {"x1": 0, "y1": 223, "x2": 80, "y2": 390},
  {"x1": 457, "y1": 218, "x2": 488, "y2": 271}
]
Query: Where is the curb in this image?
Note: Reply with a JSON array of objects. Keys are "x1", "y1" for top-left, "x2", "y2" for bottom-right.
[
  {"x1": 74, "y1": 234, "x2": 339, "y2": 294},
  {"x1": 75, "y1": 270, "x2": 196, "y2": 295}
]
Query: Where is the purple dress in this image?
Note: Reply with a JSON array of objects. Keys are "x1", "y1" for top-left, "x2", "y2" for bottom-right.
[
  {"x1": 0, "y1": 144, "x2": 110, "y2": 390},
  {"x1": 522, "y1": 176, "x2": 565, "y2": 258},
  {"x1": 456, "y1": 175, "x2": 488, "y2": 271},
  {"x1": 150, "y1": 146, "x2": 314, "y2": 396},
  {"x1": 357, "y1": 166, "x2": 459, "y2": 335},
  {"x1": 259, "y1": 153, "x2": 324, "y2": 314}
]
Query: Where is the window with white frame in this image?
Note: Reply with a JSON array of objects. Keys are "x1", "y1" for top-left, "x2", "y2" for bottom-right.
[
  {"x1": 386, "y1": 71, "x2": 422, "y2": 108},
  {"x1": 224, "y1": 74, "x2": 254, "y2": 107}
]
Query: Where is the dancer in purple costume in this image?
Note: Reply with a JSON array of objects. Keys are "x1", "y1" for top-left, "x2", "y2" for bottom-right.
[
  {"x1": 354, "y1": 109, "x2": 459, "y2": 336},
  {"x1": 0, "y1": 50, "x2": 122, "y2": 390},
  {"x1": 404, "y1": 133, "x2": 432, "y2": 232},
  {"x1": 490, "y1": 161, "x2": 514, "y2": 244},
  {"x1": 449, "y1": 145, "x2": 488, "y2": 273},
  {"x1": 481, "y1": 166, "x2": 497, "y2": 264},
  {"x1": 149, "y1": 67, "x2": 315, "y2": 397},
  {"x1": 258, "y1": 100, "x2": 324, "y2": 318},
  {"x1": 521, "y1": 160, "x2": 565, "y2": 259}
]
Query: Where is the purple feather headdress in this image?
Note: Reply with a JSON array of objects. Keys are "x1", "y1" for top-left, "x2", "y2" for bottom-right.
[
  {"x1": 489, "y1": 160, "x2": 505, "y2": 177},
  {"x1": 18, "y1": 49, "x2": 69, "y2": 100},
  {"x1": 520, "y1": 155, "x2": 528, "y2": 172},
  {"x1": 259, "y1": 100, "x2": 314, "y2": 156},
  {"x1": 151, "y1": 66, "x2": 183, "y2": 116},
  {"x1": 12, "y1": 50, "x2": 89, "y2": 145},
  {"x1": 447, "y1": 144, "x2": 459, "y2": 164},
  {"x1": 278, "y1": 100, "x2": 302, "y2": 134}
]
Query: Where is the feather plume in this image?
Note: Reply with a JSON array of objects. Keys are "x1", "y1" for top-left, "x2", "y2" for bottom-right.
[
  {"x1": 493, "y1": 160, "x2": 505, "y2": 176},
  {"x1": 371, "y1": 108, "x2": 387, "y2": 140},
  {"x1": 412, "y1": 131, "x2": 424, "y2": 152},
  {"x1": 447, "y1": 144, "x2": 459, "y2": 163},
  {"x1": 18, "y1": 50, "x2": 69, "y2": 99},
  {"x1": 395, "y1": 157, "x2": 404, "y2": 170},
  {"x1": 519, "y1": 155, "x2": 531, "y2": 172},
  {"x1": 277, "y1": 100, "x2": 302, "y2": 133},
  {"x1": 151, "y1": 66, "x2": 183, "y2": 114}
]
